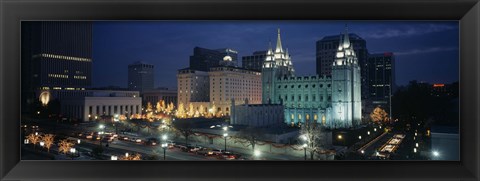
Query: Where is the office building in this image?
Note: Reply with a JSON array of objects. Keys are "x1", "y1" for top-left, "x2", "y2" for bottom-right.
[
  {"x1": 189, "y1": 47, "x2": 238, "y2": 71},
  {"x1": 367, "y1": 53, "x2": 395, "y2": 114},
  {"x1": 21, "y1": 21, "x2": 93, "y2": 112},
  {"x1": 60, "y1": 90, "x2": 141, "y2": 122},
  {"x1": 242, "y1": 50, "x2": 267, "y2": 72},
  {"x1": 128, "y1": 61, "x2": 154, "y2": 93},
  {"x1": 177, "y1": 69, "x2": 210, "y2": 107},
  {"x1": 143, "y1": 88, "x2": 178, "y2": 107}
]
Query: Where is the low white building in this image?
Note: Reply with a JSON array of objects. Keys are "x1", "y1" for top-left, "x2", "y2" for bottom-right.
[
  {"x1": 230, "y1": 100, "x2": 284, "y2": 127},
  {"x1": 60, "y1": 90, "x2": 141, "y2": 122}
]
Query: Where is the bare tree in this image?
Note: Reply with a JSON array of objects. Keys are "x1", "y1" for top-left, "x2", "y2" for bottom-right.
[
  {"x1": 236, "y1": 126, "x2": 264, "y2": 151},
  {"x1": 300, "y1": 119, "x2": 328, "y2": 160},
  {"x1": 172, "y1": 120, "x2": 194, "y2": 146}
]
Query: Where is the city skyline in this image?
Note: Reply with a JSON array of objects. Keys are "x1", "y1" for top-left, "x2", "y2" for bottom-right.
[{"x1": 92, "y1": 21, "x2": 459, "y2": 89}]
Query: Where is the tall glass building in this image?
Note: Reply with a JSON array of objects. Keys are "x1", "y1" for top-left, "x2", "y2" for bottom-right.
[
  {"x1": 21, "y1": 21, "x2": 93, "y2": 113},
  {"x1": 128, "y1": 61, "x2": 154, "y2": 93}
]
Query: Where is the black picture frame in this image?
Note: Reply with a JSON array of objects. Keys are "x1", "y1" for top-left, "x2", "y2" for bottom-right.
[{"x1": 1, "y1": 0, "x2": 478, "y2": 180}]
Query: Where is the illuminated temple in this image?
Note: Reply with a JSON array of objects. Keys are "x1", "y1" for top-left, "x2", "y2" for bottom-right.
[{"x1": 262, "y1": 28, "x2": 362, "y2": 129}]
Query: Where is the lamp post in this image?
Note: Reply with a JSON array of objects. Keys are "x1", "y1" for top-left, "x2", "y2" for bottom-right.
[
  {"x1": 223, "y1": 133, "x2": 228, "y2": 152},
  {"x1": 253, "y1": 150, "x2": 261, "y2": 160},
  {"x1": 114, "y1": 114, "x2": 119, "y2": 134},
  {"x1": 99, "y1": 124, "x2": 105, "y2": 146},
  {"x1": 302, "y1": 143, "x2": 307, "y2": 160},
  {"x1": 161, "y1": 134, "x2": 168, "y2": 160},
  {"x1": 69, "y1": 147, "x2": 76, "y2": 160}
]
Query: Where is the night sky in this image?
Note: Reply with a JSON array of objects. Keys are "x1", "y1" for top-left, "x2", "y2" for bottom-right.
[{"x1": 92, "y1": 21, "x2": 459, "y2": 89}]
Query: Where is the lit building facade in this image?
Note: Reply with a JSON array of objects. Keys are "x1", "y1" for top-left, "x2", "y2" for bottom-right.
[
  {"x1": 242, "y1": 50, "x2": 267, "y2": 72},
  {"x1": 143, "y1": 88, "x2": 178, "y2": 107},
  {"x1": 208, "y1": 66, "x2": 262, "y2": 115},
  {"x1": 367, "y1": 53, "x2": 395, "y2": 114},
  {"x1": 128, "y1": 61, "x2": 154, "y2": 93},
  {"x1": 177, "y1": 69, "x2": 210, "y2": 108},
  {"x1": 263, "y1": 28, "x2": 362, "y2": 129},
  {"x1": 230, "y1": 100, "x2": 284, "y2": 127},
  {"x1": 60, "y1": 90, "x2": 141, "y2": 122},
  {"x1": 21, "y1": 21, "x2": 92, "y2": 112}
]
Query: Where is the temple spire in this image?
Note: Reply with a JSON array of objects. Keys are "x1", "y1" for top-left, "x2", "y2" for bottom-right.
[
  {"x1": 275, "y1": 28, "x2": 283, "y2": 53},
  {"x1": 343, "y1": 24, "x2": 350, "y2": 48}
]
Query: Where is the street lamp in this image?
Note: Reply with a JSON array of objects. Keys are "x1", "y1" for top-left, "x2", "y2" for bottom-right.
[
  {"x1": 302, "y1": 143, "x2": 307, "y2": 160},
  {"x1": 432, "y1": 151, "x2": 440, "y2": 157},
  {"x1": 24, "y1": 139, "x2": 29, "y2": 144},
  {"x1": 374, "y1": 128, "x2": 377, "y2": 132},
  {"x1": 161, "y1": 143, "x2": 168, "y2": 160},
  {"x1": 360, "y1": 150, "x2": 365, "y2": 154},
  {"x1": 367, "y1": 131, "x2": 370, "y2": 135},
  {"x1": 125, "y1": 152, "x2": 129, "y2": 158},
  {"x1": 77, "y1": 139, "x2": 81, "y2": 144},
  {"x1": 358, "y1": 136, "x2": 362, "y2": 140},
  {"x1": 111, "y1": 155, "x2": 118, "y2": 160},
  {"x1": 223, "y1": 133, "x2": 228, "y2": 152},
  {"x1": 414, "y1": 148, "x2": 417, "y2": 153},
  {"x1": 253, "y1": 150, "x2": 261, "y2": 160},
  {"x1": 161, "y1": 135, "x2": 168, "y2": 160},
  {"x1": 99, "y1": 124, "x2": 105, "y2": 146},
  {"x1": 415, "y1": 143, "x2": 419, "y2": 148},
  {"x1": 39, "y1": 141, "x2": 45, "y2": 147}
]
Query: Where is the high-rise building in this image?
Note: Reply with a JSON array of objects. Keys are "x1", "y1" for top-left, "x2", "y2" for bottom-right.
[
  {"x1": 242, "y1": 51, "x2": 267, "y2": 72},
  {"x1": 208, "y1": 66, "x2": 262, "y2": 115},
  {"x1": 316, "y1": 33, "x2": 369, "y2": 100},
  {"x1": 367, "y1": 52, "x2": 396, "y2": 114},
  {"x1": 128, "y1": 61, "x2": 154, "y2": 93},
  {"x1": 21, "y1": 21, "x2": 93, "y2": 113},
  {"x1": 189, "y1": 47, "x2": 238, "y2": 71},
  {"x1": 176, "y1": 69, "x2": 210, "y2": 107}
]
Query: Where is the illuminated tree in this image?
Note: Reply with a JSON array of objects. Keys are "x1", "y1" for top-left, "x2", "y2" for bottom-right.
[
  {"x1": 27, "y1": 133, "x2": 42, "y2": 150},
  {"x1": 188, "y1": 103, "x2": 194, "y2": 117},
  {"x1": 156, "y1": 101, "x2": 162, "y2": 113},
  {"x1": 199, "y1": 105, "x2": 205, "y2": 116},
  {"x1": 176, "y1": 103, "x2": 185, "y2": 118},
  {"x1": 370, "y1": 106, "x2": 389, "y2": 123},
  {"x1": 161, "y1": 100, "x2": 166, "y2": 111},
  {"x1": 42, "y1": 134, "x2": 55, "y2": 153},
  {"x1": 120, "y1": 153, "x2": 142, "y2": 160},
  {"x1": 58, "y1": 139, "x2": 74, "y2": 154},
  {"x1": 146, "y1": 102, "x2": 153, "y2": 112},
  {"x1": 300, "y1": 119, "x2": 328, "y2": 160},
  {"x1": 210, "y1": 104, "x2": 217, "y2": 117}
]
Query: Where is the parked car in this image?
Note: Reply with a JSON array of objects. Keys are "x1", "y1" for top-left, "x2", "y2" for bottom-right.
[
  {"x1": 145, "y1": 138, "x2": 158, "y2": 146},
  {"x1": 220, "y1": 152, "x2": 241, "y2": 160}
]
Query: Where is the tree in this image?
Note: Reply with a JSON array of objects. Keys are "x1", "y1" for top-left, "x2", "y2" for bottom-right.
[
  {"x1": 120, "y1": 153, "x2": 142, "y2": 160},
  {"x1": 370, "y1": 106, "x2": 389, "y2": 123},
  {"x1": 26, "y1": 133, "x2": 42, "y2": 150},
  {"x1": 146, "y1": 102, "x2": 153, "y2": 112},
  {"x1": 42, "y1": 134, "x2": 55, "y2": 153},
  {"x1": 300, "y1": 119, "x2": 328, "y2": 160},
  {"x1": 236, "y1": 126, "x2": 264, "y2": 151},
  {"x1": 188, "y1": 103, "x2": 194, "y2": 117},
  {"x1": 176, "y1": 103, "x2": 185, "y2": 118},
  {"x1": 172, "y1": 120, "x2": 194, "y2": 146},
  {"x1": 58, "y1": 139, "x2": 74, "y2": 154}
]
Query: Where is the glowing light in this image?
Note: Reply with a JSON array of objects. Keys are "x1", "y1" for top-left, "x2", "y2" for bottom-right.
[
  {"x1": 433, "y1": 151, "x2": 440, "y2": 157},
  {"x1": 77, "y1": 139, "x2": 81, "y2": 144},
  {"x1": 337, "y1": 135, "x2": 343, "y2": 139},
  {"x1": 367, "y1": 131, "x2": 370, "y2": 135},
  {"x1": 162, "y1": 135, "x2": 168, "y2": 141},
  {"x1": 39, "y1": 91, "x2": 51, "y2": 106},
  {"x1": 125, "y1": 153, "x2": 129, "y2": 157},
  {"x1": 300, "y1": 135, "x2": 307, "y2": 141},
  {"x1": 223, "y1": 133, "x2": 228, "y2": 137},
  {"x1": 414, "y1": 148, "x2": 417, "y2": 153},
  {"x1": 254, "y1": 150, "x2": 261, "y2": 157},
  {"x1": 40, "y1": 141, "x2": 45, "y2": 147},
  {"x1": 415, "y1": 143, "x2": 419, "y2": 147},
  {"x1": 223, "y1": 126, "x2": 228, "y2": 131},
  {"x1": 302, "y1": 144, "x2": 307, "y2": 148},
  {"x1": 361, "y1": 150, "x2": 364, "y2": 154},
  {"x1": 358, "y1": 136, "x2": 362, "y2": 140},
  {"x1": 374, "y1": 128, "x2": 377, "y2": 132},
  {"x1": 111, "y1": 155, "x2": 118, "y2": 160}
]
